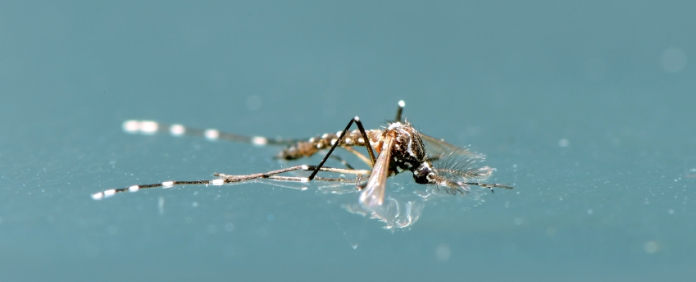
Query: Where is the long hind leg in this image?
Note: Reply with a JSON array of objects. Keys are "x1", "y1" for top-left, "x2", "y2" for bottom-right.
[{"x1": 92, "y1": 165, "x2": 371, "y2": 200}]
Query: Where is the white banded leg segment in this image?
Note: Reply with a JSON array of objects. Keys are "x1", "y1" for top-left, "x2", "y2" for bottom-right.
[
  {"x1": 123, "y1": 120, "x2": 141, "y2": 133},
  {"x1": 139, "y1": 121, "x2": 159, "y2": 134},
  {"x1": 251, "y1": 136, "x2": 268, "y2": 146},
  {"x1": 169, "y1": 124, "x2": 185, "y2": 136},
  {"x1": 104, "y1": 189, "x2": 117, "y2": 197},
  {"x1": 204, "y1": 129, "x2": 220, "y2": 140},
  {"x1": 91, "y1": 189, "x2": 116, "y2": 200},
  {"x1": 122, "y1": 120, "x2": 159, "y2": 134},
  {"x1": 92, "y1": 179, "x2": 221, "y2": 199},
  {"x1": 91, "y1": 192, "x2": 104, "y2": 200}
]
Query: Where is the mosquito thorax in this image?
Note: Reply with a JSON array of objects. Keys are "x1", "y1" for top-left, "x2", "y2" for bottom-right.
[{"x1": 385, "y1": 121, "x2": 429, "y2": 174}]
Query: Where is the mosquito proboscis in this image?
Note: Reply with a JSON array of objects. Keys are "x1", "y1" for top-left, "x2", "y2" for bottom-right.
[{"x1": 92, "y1": 100, "x2": 513, "y2": 208}]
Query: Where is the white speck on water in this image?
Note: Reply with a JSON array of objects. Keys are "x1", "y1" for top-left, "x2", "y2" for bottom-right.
[
  {"x1": 668, "y1": 209, "x2": 675, "y2": 215},
  {"x1": 660, "y1": 47, "x2": 687, "y2": 73},
  {"x1": 587, "y1": 209, "x2": 594, "y2": 215},
  {"x1": 435, "y1": 244, "x2": 451, "y2": 261},
  {"x1": 225, "y1": 223, "x2": 235, "y2": 232},
  {"x1": 558, "y1": 138, "x2": 570, "y2": 147},
  {"x1": 644, "y1": 241, "x2": 660, "y2": 254}
]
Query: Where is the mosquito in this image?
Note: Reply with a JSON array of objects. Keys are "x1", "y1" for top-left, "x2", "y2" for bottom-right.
[{"x1": 92, "y1": 101, "x2": 513, "y2": 207}]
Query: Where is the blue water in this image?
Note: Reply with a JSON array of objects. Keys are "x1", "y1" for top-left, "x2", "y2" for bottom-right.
[{"x1": 1, "y1": 1, "x2": 694, "y2": 281}]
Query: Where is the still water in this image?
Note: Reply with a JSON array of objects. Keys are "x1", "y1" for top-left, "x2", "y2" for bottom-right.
[{"x1": 1, "y1": 1, "x2": 694, "y2": 281}]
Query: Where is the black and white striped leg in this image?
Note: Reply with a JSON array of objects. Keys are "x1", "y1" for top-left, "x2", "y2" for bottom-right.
[
  {"x1": 92, "y1": 165, "x2": 371, "y2": 200},
  {"x1": 122, "y1": 120, "x2": 298, "y2": 146}
]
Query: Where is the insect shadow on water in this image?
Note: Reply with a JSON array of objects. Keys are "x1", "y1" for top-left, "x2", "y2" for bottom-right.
[{"x1": 92, "y1": 101, "x2": 513, "y2": 213}]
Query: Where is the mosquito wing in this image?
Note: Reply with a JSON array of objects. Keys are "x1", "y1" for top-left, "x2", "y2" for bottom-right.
[
  {"x1": 359, "y1": 135, "x2": 395, "y2": 208},
  {"x1": 420, "y1": 133, "x2": 485, "y2": 161}
]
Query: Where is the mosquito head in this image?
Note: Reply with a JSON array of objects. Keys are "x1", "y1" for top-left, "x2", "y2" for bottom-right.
[
  {"x1": 412, "y1": 161, "x2": 433, "y2": 184},
  {"x1": 414, "y1": 167, "x2": 473, "y2": 194},
  {"x1": 412, "y1": 163, "x2": 456, "y2": 186}
]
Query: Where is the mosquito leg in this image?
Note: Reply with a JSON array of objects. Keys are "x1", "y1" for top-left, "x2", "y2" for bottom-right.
[
  {"x1": 215, "y1": 165, "x2": 370, "y2": 183},
  {"x1": 465, "y1": 182, "x2": 514, "y2": 193},
  {"x1": 307, "y1": 116, "x2": 377, "y2": 180},
  {"x1": 93, "y1": 165, "x2": 371, "y2": 200},
  {"x1": 216, "y1": 165, "x2": 371, "y2": 183},
  {"x1": 215, "y1": 165, "x2": 370, "y2": 181},
  {"x1": 92, "y1": 179, "x2": 217, "y2": 200},
  {"x1": 328, "y1": 155, "x2": 355, "y2": 170},
  {"x1": 465, "y1": 182, "x2": 513, "y2": 189},
  {"x1": 352, "y1": 118, "x2": 377, "y2": 165},
  {"x1": 341, "y1": 146, "x2": 372, "y2": 167},
  {"x1": 395, "y1": 100, "x2": 405, "y2": 122},
  {"x1": 122, "y1": 120, "x2": 297, "y2": 146}
]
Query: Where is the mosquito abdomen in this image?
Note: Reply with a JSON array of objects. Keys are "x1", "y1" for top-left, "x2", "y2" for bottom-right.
[{"x1": 276, "y1": 130, "x2": 377, "y2": 160}]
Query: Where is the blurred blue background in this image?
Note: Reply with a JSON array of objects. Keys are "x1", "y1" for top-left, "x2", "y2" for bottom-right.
[{"x1": 1, "y1": 1, "x2": 694, "y2": 281}]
